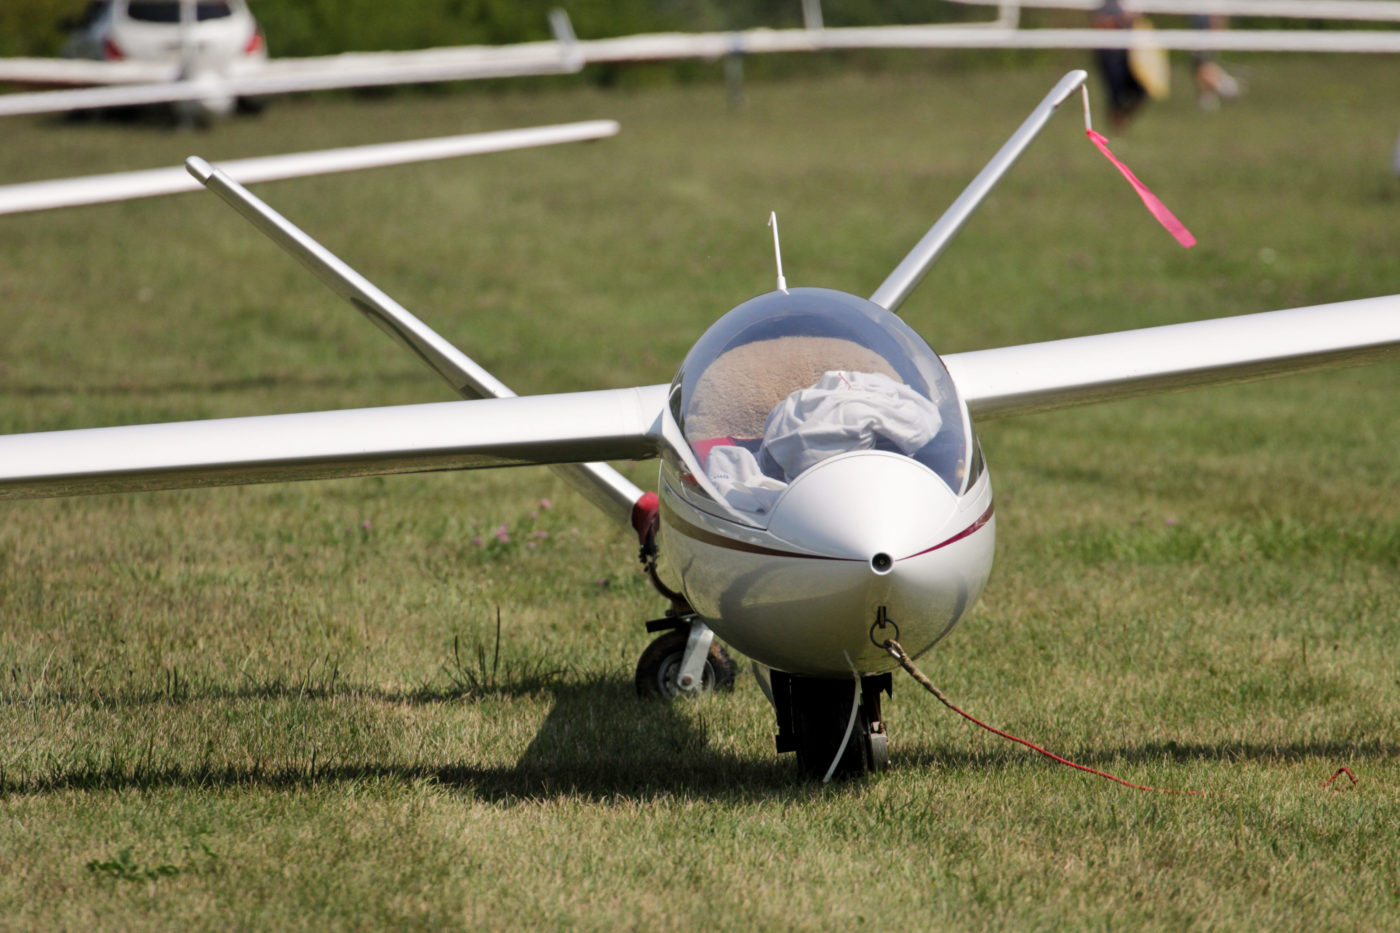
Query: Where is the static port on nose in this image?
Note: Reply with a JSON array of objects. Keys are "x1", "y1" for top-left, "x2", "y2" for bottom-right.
[{"x1": 870, "y1": 552, "x2": 893, "y2": 575}]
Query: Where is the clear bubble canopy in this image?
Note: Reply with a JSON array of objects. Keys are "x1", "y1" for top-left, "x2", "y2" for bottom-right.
[{"x1": 665, "y1": 288, "x2": 976, "y2": 527}]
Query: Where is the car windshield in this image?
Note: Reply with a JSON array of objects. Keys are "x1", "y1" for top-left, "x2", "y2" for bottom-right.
[
  {"x1": 126, "y1": 1, "x2": 233, "y2": 22},
  {"x1": 665, "y1": 288, "x2": 973, "y2": 525}
]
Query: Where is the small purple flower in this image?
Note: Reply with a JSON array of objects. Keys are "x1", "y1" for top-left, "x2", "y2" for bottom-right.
[
  {"x1": 539, "y1": 498, "x2": 552, "y2": 510},
  {"x1": 493, "y1": 523, "x2": 510, "y2": 543},
  {"x1": 472, "y1": 535, "x2": 483, "y2": 547},
  {"x1": 361, "y1": 519, "x2": 372, "y2": 531}
]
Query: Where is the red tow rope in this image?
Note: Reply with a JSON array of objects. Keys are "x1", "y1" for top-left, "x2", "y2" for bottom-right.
[{"x1": 884, "y1": 639, "x2": 1358, "y2": 796}]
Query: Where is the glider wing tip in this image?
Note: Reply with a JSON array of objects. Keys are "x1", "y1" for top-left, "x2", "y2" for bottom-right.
[{"x1": 184, "y1": 156, "x2": 215, "y2": 185}]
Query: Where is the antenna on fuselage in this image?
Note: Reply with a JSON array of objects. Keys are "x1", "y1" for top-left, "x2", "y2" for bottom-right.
[{"x1": 768, "y1": 211, "x2": 788, "y2": 294}]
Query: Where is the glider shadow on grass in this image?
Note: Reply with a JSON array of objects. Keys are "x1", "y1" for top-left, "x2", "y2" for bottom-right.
[
  {"x1": 4, "y1": 668, "x2": 1393, "y2": 798},
  {"x1": 0, "y1": 673, "x2": 801, "y2": 799}
]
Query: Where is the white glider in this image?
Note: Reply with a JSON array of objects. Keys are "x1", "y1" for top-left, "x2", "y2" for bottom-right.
[{"x1": 1, "y1": 71, "x2": 1395, "y2": 778}]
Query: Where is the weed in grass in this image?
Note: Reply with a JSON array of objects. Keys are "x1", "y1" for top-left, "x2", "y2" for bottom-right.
[
  {"x1": 86, "y1": 847, "x2": 182, "y2": 883},
  {"x1": 85, "y1": 838, "x2": 219, "y2": 884},
  {"x1": 467, "y1": 497, "x2": 566, "y2": 560},
  {"x1": 429, "y1": 607, "x2": 568, "y2": 700}
]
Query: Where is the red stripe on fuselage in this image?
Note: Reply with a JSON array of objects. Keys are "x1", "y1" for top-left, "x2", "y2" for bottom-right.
[
  {"x1": 900, "y1": 502, "x2": 995, "y2": 561},
  {"x1": 661, "y1": 499, "x2": 994, "y2": 562}
]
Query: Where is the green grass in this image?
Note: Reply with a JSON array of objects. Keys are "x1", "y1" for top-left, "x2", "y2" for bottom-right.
[{"x1": 2, "y1": 54, "x2": 1398, "y2": 930}]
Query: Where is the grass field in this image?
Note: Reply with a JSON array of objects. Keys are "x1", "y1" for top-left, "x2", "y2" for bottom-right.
[{"x1": 1, "y1": 53, "x2": 1398, "y2": 930}]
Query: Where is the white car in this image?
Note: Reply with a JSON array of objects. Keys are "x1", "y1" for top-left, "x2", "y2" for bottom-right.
[{"x1": 62, "y1": 0, "x2": 266, "y2": 117}]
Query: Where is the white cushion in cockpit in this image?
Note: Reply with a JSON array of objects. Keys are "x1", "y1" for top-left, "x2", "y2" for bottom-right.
[
  {"x1": 761, "y1": 371, "x2": 943, "y2": 480},
  {"x1": 703, "y1": 369, "x2": 945, "y2": 514},
  {"x1": 705, "y1": 444, "x2": 787, "y2": 514}
]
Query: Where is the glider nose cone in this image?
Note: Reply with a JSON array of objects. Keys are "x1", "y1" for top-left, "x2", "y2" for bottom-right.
[{"x1": 766, "y1": 451, "x2": 959, "y2": 562}]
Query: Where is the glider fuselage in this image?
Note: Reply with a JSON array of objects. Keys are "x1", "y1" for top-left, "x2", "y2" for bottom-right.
[{"x1": 654, "y1": 286, "x2": 996, "y2": 677}]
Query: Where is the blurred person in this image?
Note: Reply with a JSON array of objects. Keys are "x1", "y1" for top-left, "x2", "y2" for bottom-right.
[
  {"x1": 1191, "y1": 14, "x2": 1242, "y2": 110},
  {"x1": 1092, "y1": 0, "x2": 1147, "y2": 131}
]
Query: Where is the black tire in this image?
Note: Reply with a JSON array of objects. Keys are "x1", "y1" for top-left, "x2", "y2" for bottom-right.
[
  {"x1": 775, "y1": 673, "x2": 891, "y2": 780},
  {"x1": 634, "y1": 629, "x2": 736, "y2": 699},
  {"x1": 793, "y1": 685, "x2": 872, "y2": 779}
]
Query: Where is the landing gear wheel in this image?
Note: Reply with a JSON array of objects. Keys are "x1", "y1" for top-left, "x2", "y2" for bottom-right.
[
  {"x1": 773, "y1": 672, "x2": 892, "y2": 780},
  {"x1": 634, "y1": 629, "x2": 736, "y2": 698}
]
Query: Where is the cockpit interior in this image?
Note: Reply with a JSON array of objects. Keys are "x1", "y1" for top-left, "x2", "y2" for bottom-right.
[{"x1": 665, "y1": 288, "x2": 978, "y2": 527}]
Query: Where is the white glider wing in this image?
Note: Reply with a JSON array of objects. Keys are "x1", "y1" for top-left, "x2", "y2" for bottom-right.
[
  {"x1": 948, "y1": 0, "x2": 1400, "y2": 22},
  {"x1": 0, "y1": 56, "x2": 174, "y2": 86},
  {"x1": 0, "y1": 386, "x2": 667, "y2": 501},
  {"x1": 0, "y1": 143, "x2": 670, "y2": 512},
  {"x1": 944, "y1": 294, "x2": 1400, "y2": 420},
  {"x1": 8, "y1": 16, "x2": 1400, "y2": 119},
  {"x1": 0, "y1": 40, "x2": 578, "y2": 118},
  {"x1": 4, "y1": 296, "x2": 1394, "y2": 499},
  {"x1": 0, "y1": 120, "x2": 618, "y2": 216}
]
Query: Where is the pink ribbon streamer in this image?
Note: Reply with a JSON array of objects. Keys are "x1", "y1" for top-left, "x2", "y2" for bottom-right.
[{"x1": 1086, "y1": 129, "x2": 1196, "y2": 249}]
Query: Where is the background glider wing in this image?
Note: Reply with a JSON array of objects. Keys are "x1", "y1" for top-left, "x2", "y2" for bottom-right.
[
  {"x1": 0, "y1": 57, "x2": 173, "y2": 86},
  {"x1": 0, "y1": 121, "x2": 618, "y2": 216},
  {"x1": 0, "y1": 41, "x2": 578, "y2": 118},
  {"x1": 0, "y1": 386, "x2": 667, "y2": 501},
  {"x1": 947, "y1": 0, "x2": 1400, "y2": 22},
  {"x1": 9, "y1": 16, "x2": 1400, "y2": 119},
  {"x1": 943, "y1": 294, "x2": 1400, "y2": 419}
]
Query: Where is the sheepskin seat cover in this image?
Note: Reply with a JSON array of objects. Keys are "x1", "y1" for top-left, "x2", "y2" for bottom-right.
[{"x1": 684, "y1": 335, "x2": 899, "y2": 440}]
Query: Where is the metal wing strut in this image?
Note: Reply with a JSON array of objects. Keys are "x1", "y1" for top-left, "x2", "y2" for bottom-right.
[
  {"x1": 186, "y1": 157, "x2": 651, "y2": 527},
  {"x1": 869, "y1": 69, "x2": 1087, "y2": 313}
]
